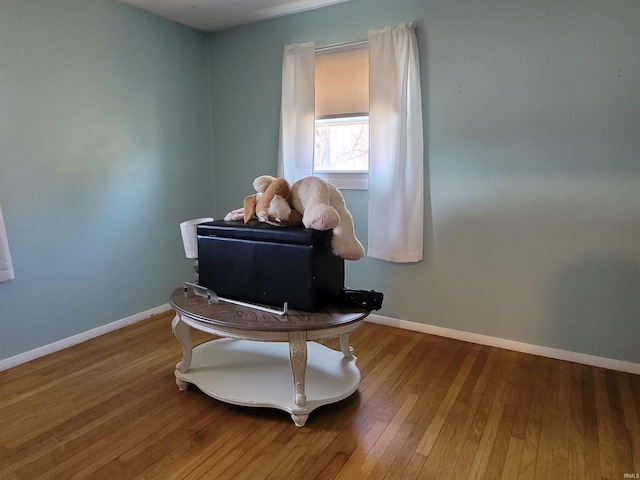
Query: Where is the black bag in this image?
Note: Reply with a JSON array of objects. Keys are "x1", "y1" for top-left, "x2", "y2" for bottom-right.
[{"x1": 335, "y1": 289, "x2": 384, "y2": 311}]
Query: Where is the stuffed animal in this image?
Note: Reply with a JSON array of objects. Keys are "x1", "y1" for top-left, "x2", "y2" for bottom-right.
[
  {"x1": 289, "y1": 176, "x2": 365, "y2": 261},
  {"x1": 224, "y1": 175, "x2": 302, "y2": 226},
  {"x1": 225, "y1": 175, "x2": 365, "y2": 261}
]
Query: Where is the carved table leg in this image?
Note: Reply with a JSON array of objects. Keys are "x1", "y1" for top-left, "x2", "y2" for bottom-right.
[
  {"x1": 340, "y1": 333, "x2": 354, "y2": 358},
  {"x1": 288, "y1": 331, "x2": 308, "y2": 409},
  {"x1": 171, "y1": 315, "x2": 192, "y2": 391}
]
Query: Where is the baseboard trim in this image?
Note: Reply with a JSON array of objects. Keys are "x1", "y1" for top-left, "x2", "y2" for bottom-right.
[
  {"x1": 366, "y1": 314, "x2": 640, "y2": 375},
  {"x1": 0, "y1": 304, "x2": 170, "y2": 372},
  {"x1": 3, "y1": 308, "x2": 638, "y2": 376}
]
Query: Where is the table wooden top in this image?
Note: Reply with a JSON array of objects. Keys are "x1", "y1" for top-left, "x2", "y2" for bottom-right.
[{"x1": 170, "y1": 288, "x2": 369, "y2": 332}]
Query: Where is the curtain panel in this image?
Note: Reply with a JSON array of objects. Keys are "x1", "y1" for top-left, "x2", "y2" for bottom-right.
[
  {"x1": 0, "y1": 203, "x2": 15, "y2": 282},
  {"x1": 367, "y1": 23, "x2": 424, "y2": 263},
  {"x1": 277, "y1": 42, "x2": 315, "y2": 183}
]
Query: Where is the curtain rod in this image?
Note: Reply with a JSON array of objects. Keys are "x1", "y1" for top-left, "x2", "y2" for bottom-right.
[
  {"x1": 315, "y1": 39, "x2": 368, "y2": 54},
  {"x1": 314, "y1": 22, "x2": 416, "y2": 53}
]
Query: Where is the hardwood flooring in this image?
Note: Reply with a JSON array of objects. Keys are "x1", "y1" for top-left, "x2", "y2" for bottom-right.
[{"x1": 1, "y1": 310, "x2": 638, "y2": 479}]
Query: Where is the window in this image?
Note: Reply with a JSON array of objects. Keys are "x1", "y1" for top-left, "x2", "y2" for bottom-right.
[
  {"x1": 313, "y1": 45, "x2": 369, "y2": 189},
  {"x1": 315, "y1": 115, "x2": 369, "y2": 172},
  {"x1": 279, "y1": 24, "x2": 424, "y2": 261}
]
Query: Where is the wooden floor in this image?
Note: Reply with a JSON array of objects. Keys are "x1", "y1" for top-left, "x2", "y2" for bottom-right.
[{"x1": 1, "y1": 310, "x2": 639, "y2": 480}]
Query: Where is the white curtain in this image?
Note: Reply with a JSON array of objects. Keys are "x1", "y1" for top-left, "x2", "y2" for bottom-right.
[
  {"x1": 0, "y1": 203, "x2": 15, "y2": 282},
  {"x1": 277, "y1": 42, "x2": 315, "y2": 183},
  {"x1": 368, "y1": 23, "x2": 424, "y2": 263}
]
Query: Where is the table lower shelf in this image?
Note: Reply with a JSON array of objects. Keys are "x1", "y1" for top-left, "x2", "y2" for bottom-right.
[{"x1": 175, "y1": 338, "x2": 360, "y2": 427}]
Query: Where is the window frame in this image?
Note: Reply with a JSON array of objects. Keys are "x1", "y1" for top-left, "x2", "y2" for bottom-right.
[{"x1": 313, "y1": 114, "x2": 369, "y2": 190}]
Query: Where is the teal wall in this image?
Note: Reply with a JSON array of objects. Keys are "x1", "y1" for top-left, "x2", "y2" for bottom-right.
[
  {"x1": 1, "y1": 0, "x2": 638, "y2": 366},
  {"x1": 208, "y1": 0, "x2": 640, "y2": 363},
  {"x1": 0, "y1": 0, "x2": 213, "y2": 360}
]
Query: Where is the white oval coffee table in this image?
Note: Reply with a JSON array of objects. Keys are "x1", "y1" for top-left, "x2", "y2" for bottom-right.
[{"x1": 169, "y1": 287, "x2": 368, "y2": 427}]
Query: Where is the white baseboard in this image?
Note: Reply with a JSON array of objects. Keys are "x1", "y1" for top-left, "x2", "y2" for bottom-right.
[
  {"x1": 3, "y1": 308, "x2": 638, "y2": 376},
  {"x1": 366, "y1": 314, "x2": 640, "y2": 375},
  {"x1": 0, "y1": 304, "x2": 170, "y2": 372}
]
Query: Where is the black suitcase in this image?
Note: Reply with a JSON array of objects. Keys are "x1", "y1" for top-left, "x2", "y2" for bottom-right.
[{"x1": 197, "y1": 220, "x2": 344, "y2": 311}]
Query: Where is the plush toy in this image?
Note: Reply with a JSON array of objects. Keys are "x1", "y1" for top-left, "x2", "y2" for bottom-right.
[
  {"x1": 289, "y1": 176, "x2": 365, "y2": 261},
  {"x1": 225, "y1": 175, "x2": 365, "y2": 261},
  {"x1": 224, "y1": 175, "x2": 302, "y2": 226}
]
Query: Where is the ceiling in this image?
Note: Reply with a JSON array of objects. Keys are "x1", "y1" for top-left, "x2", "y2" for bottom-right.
[{"x1": 118, "y1": 0, "x2": 351, "y2": 31}]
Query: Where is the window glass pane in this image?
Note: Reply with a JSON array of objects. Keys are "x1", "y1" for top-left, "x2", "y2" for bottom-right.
[{"x1": 314, "y1": 116, "x2": 369, "y2": 172}]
